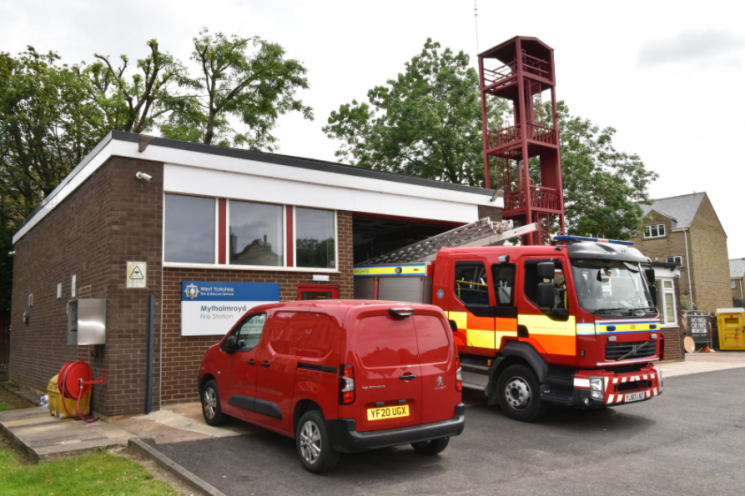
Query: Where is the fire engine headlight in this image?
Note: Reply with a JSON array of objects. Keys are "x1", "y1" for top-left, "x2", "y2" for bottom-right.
[{"x1": 590, "y1": 377, "x2": 604, "y2": 399}]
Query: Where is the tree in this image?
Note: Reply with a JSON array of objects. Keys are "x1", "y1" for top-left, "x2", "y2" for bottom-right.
[
  {"x1": 87, "y1": 40, "x2": 194, "y2": 135},
  {"x1": 161, "y1": 29, "x2": 313, "y2": 150},
  {"x1": 324, "y1": 39, "x2": 507, "y2": 185},
  {"x1": 0, "y1": 48, "x2": 107, "y2": 223},
  {"x1": 325, "y1": 40, "x2": 656, "y2": 239},
  {"x1": 555, "y1": 101, "x2": 658, "y2": 239}
]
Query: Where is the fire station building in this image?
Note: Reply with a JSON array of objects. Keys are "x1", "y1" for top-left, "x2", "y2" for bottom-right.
[{"x1": 9, "y1": 131, "x2": 501, "y2": 416}]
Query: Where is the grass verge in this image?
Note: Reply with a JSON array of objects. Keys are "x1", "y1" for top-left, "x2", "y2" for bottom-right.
[{"x1": 0, "y1": 445, "x2": 181, "y2": 496}]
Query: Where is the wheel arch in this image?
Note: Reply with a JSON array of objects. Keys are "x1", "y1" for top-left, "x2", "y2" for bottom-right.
[
  {"x1": 199, "y1": 373, "x2": 217, "y2": 400},
  {"x1": 293, "y1": 399, "x2": 323, "y2": 437},
  {"x1": 487, "y1": 341, "x2": 548, "y2": 405}
]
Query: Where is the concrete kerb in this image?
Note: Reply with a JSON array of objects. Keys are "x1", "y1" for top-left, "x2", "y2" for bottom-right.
[
  {"x1": 0, "y1": 415, "x2": 41, "y2": 464},
  {"x1": 128, "y1": 437, "x2": 228, "y2": 496}
]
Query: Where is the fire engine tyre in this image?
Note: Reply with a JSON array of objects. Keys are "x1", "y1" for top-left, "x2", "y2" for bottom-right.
[
  {"x1": 201, "y1": 380, "x2": 227, "y2": 426},
  {"x1": 497, "y1": 364, "x2": 547, "y2": 422},
  {"x1": 412, "y1": 437, "x2": 450, "y2": 455},
  {"x1": 296, "y1": 410, "x2": 340, "y2": 473}
]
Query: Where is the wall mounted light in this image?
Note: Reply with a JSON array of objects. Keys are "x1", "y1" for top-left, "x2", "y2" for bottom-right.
[{"x1": 136, "y1": 172, "x2": 153, "y2": 182}]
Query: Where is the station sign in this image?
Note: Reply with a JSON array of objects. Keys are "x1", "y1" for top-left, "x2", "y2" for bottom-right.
[{"x1": 180, "y1": 281, "x2": 280, "y2": 336}]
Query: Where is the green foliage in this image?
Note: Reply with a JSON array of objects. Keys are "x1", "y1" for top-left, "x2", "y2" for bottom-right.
[
  {"x1": 555, "y1": 101, "x2": 658, "y2": 239},
  {"x1": 0, "y1": 48, "x2": 108, "y2": 223},
  {"x1": 161, "y1": 29, "x2": 313, "y2": 150},
  {"x1": 87, "y1": 40, "x2": 196, "y2": 134},
  {"x1": 0, "y1": 447, "x2": 179, "y2": 495},
  {"x1": 324, "y1": 39, "x2": 507, "y2": 186},
  {"x1": 296, "y1": 238, "x2": 335, "y2": 269},
  {"x1": 325, "y1": 40, "x2": 656, "y2": 238}
]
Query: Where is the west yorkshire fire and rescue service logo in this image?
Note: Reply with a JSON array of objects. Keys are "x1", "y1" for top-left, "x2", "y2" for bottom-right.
[{"x1": 184, "y1": 283, "x2": 200, "y2": 299}]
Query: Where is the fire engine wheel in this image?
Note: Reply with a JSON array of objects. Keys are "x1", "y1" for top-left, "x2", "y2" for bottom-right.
[
  {"x1": 201, "y1": 380, "x2": 227, "y2": 426},
  {"x1": 497, "y1": 364, "x2": 547, "y2": 422},
  {"x1": 412, "y1": 437, "x2": 450, "y2": 455},
  {"x1": 296, "y1": 410, "x2": 340, "y2": 473}
]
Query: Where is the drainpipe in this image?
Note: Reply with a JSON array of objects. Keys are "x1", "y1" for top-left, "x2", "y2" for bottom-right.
[
  {"x1": 683, "y1": 229, "x2": 694, "y2": 309},
  {"x1": 740, "y1": 278, "x2": 743, "y2": 305}
]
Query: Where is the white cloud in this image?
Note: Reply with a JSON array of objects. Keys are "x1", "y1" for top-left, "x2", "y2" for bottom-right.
[{"x1": 639, "y1": 30, "x2": 745, "y2": 67}]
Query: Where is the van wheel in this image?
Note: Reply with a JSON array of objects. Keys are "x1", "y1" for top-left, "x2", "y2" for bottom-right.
[
  {"x1": 201, "y1": 380, "x2": 227, "y2": 426},
  {"x1": 412, "y1": 437, "x2": 449, "y2": 455},
  {"x1": 497, "y1": 364, "x2": 547, "y2": 422},
  {"x1": 296, "y1": 410, "x2": 340, "y2": 473}
]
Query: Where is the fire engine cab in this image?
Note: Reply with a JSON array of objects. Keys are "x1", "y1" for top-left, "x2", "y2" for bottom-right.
[{"x1": 354, "y1": 222, "x2": 664, "y2": 422}]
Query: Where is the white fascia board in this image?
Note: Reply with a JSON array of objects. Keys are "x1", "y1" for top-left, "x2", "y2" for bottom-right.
[
  {"x1": 164, "y1": 164, "x2": 480, "y2": 224},
  {"x1": 653, "y1": 267, "x2": 679, "y2": 279},
  {"x1": 13, "y1": 142, "x2": 114, "y2": 244},
  {"x1": 111, "y1": 139, "x2": 499, "y2": 212}
]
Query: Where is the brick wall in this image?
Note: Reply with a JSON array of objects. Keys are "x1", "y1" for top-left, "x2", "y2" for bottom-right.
[
  {"x1": 9, "y1": 156, "x2": 164, "y2": 415},
  {"x1": 158, "y1": 211, "x2": 354, "y2": 405},
  {"x1": 688, "y1": 195, "x2": 731, "y2": 313}
]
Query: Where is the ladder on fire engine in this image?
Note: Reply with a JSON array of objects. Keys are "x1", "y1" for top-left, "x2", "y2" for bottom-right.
[{"x1": 358, "y1": 218, "x2": 539, "y2": 265}]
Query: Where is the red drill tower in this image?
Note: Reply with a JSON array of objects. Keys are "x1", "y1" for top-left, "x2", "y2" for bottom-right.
[{"x1": 478, "y1": 37, "x2": 565, "y2": 245}]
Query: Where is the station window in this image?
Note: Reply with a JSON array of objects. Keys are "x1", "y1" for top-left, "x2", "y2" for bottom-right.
[
  {"x1": 229, "y1": 200, "x2": 284, "y2": 267},
  {"x1": 666, "y1": 256, "x2": 683, "y2": 266},
  {"x1": 643, "y1": 224, "x2": 666, "y2": 239},
  {"x1": 164, "y1": 194, "x2": 215, "y2": 264},
  {"x1": 296, "y1": 208, "x2": 336, "y2": 269},
  {"x1": 654, "y1": 279, "x2": 677, "y2": 326}
]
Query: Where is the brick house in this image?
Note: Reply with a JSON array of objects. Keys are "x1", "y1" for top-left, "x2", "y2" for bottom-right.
[
  {"x1": 729, "y1": 259, "x2": 745, "y2": 307},
  {"x1": 8, "y1": 132, "x2": 500, "y2": 417},
  {"x1": 629, "y1": 193, "x2": 731, "y2": 314}
]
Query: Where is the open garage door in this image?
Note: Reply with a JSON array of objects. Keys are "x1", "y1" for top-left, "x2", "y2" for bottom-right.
[{"x1": 353, "y1": 214, "x2": 461, "y2": 265}]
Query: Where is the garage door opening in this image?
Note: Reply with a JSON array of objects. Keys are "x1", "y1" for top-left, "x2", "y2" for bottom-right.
[{"x1": 353, "y1": 214, "x2": 462, "y2": 264}]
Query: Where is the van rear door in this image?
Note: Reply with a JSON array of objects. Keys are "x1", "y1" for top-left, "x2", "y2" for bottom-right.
[
  {"x1": 348, "y1": 309, "x2": 422, "y2": 433},
  {"x1": 412, "y1": 311, "x2": 460, "y2": 424}
]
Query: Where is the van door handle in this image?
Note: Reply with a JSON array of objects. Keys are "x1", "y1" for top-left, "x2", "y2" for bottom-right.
[
  {"x1": 399, "y1": 374, "x2": 417, "y2": 380},
  {"x1": 260, "y1": 362, "x2": 271, "y2": 368},
  {"x1": 247, "y1": 360, "x2": 255, "y2": 366}
]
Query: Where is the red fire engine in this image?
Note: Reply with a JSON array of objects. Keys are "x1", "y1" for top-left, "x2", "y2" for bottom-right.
[{"x1": 352, "y1": 37, "x2": 662, "y2": 421}]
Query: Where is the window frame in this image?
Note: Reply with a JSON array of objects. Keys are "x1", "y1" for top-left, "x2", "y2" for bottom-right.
[
  {"x1": 226, "y1": 199, "x2": 287, "y2": 269},
  {"x1": 163, "y1": 193, "x2": 219, "y2": 265},
  {"x1": 643, "y1": 223, "x2": 667, "y2": 239},
  {"x1": 453, "y1": 261, "x2": 492, "y2": 307},
  {"x1": 655, "y1": 278, "x2": 677, "y2": 327},
  {"x1": 162, "y1": 193, "x2": 339, "y2": 273},
  {"x1": 666, "y1": 255, "x2": 683, "y2": 267},
  {"x1": 223, "y1": 312, "x2": 267, "y2": 353},
  {"x1": 293, "y1": 207, "x2": 338, "y2": 271}
]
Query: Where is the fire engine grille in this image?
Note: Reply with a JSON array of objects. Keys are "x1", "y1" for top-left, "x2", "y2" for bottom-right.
[{"x1": 605, "y1": 341, "x2": 656, "y2": 361}]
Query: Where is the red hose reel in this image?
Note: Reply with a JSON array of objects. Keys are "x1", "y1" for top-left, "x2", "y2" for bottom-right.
[{"x1": 58, "y1": 361, "x2": 107, "y2": 423}]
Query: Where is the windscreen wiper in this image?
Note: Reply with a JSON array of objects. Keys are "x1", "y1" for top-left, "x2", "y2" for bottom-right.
[{"x1": 596, "y1": 308, "x2": 631, "y2": 314}]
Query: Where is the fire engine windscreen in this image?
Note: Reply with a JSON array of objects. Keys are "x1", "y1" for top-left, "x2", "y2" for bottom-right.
[{"x1": 571, "y1": 260, "x2": 654, "y2": 314}]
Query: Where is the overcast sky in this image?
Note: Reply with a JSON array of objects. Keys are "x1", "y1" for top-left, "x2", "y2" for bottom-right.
[{"x1": 3, "y1": 0, "x2": 744, "y2": 257}]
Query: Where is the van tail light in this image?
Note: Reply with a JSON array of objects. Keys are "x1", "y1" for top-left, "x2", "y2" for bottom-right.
[
  {"x1": 339, "y1": 364, "x2": 356, "y2": 405},
  {"x1": 455, "y1": 357, "x2": 462, "y2": 392}
]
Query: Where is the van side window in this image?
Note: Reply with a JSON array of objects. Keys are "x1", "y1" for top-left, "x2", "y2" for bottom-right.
[
  {"x1": 234, "y1": 313, "x2": 266, "y2": 351},
  {"x1": 492, "y1": 263, "x2": 516, "y2": 306},
  {"x1": 269, "y1": 312, "x2": 336, "y2": 358},
  {"x1": 454, "y1": 262, "x2": 489, "y2": 305}
]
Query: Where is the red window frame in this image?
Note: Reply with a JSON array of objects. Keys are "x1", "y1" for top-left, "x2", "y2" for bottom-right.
[{"x1": 296, "y1": 285, "x2": 339, "y2": 300}]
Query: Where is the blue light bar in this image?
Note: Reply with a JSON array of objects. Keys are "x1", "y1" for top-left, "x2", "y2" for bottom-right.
[{"x1": 553, "y1": 235, "x2": 633, "y2": 246}]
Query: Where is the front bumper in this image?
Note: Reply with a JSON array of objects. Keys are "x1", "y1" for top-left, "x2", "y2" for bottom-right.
[
  {"x1": 327, "y1": 404, "x2": 465, "y2": 453},
  {"x1": 573, "y1": 365, "x2": 662, "y2": 407}
]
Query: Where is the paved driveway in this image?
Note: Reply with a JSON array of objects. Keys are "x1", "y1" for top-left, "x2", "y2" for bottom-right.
[{"x1": 157, "y1": 370, "x2": 745, "y2": 496}]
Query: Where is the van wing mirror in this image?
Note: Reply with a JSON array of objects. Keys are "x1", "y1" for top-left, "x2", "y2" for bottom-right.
[
  {"x1": 644, "y1": 267, "x2": 656, "y2": 284},
  {"x1": 536, "y1": 282, "x2": 555, "y2": 308},
  {"x1": 537, "y1": 262, "x2": 555, "y2": 280},
  {"x1": 224, "y1": 335, "x2": 237, "y2": 353}
]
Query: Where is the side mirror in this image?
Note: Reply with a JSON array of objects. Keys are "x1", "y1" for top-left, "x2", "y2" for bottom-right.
[
  {"x1": 537, "y1": 262, "x2": 555, "y2": 280},
  {"x1": 648, "y1": 285, "x2": 658, "y2": 308},
  {"x1": 645, "y1": 267, "x2": 656, "y2": 284},
  {"x1": 224, "y1": 335, "x2": 237, "y2": 354},
  {"x1": 537, "y1": 282, "x2": 555, "y2": 308}
]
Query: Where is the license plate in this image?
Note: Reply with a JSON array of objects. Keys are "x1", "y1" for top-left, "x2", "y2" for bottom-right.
[
  {"x1": 367, "y1": 405, "x2": 410, "y2": 421},
  {"x1": 625, "y1": 392, "x2": 645, "y2": 402}
]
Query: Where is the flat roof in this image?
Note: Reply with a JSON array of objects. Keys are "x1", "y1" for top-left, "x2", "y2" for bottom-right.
[{"x1": 15, "y1": 131, "x2": 496, "y2": 243}]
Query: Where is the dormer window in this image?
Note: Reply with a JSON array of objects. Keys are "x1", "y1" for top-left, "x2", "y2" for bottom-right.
[{"x1": 643, "y1": 224, "x2": 666, "y2": 239}]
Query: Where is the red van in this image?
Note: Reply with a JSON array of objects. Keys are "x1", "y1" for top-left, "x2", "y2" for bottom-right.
[{"x1": 198, "y1": 300, "x2": 464, "y2": 473}]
